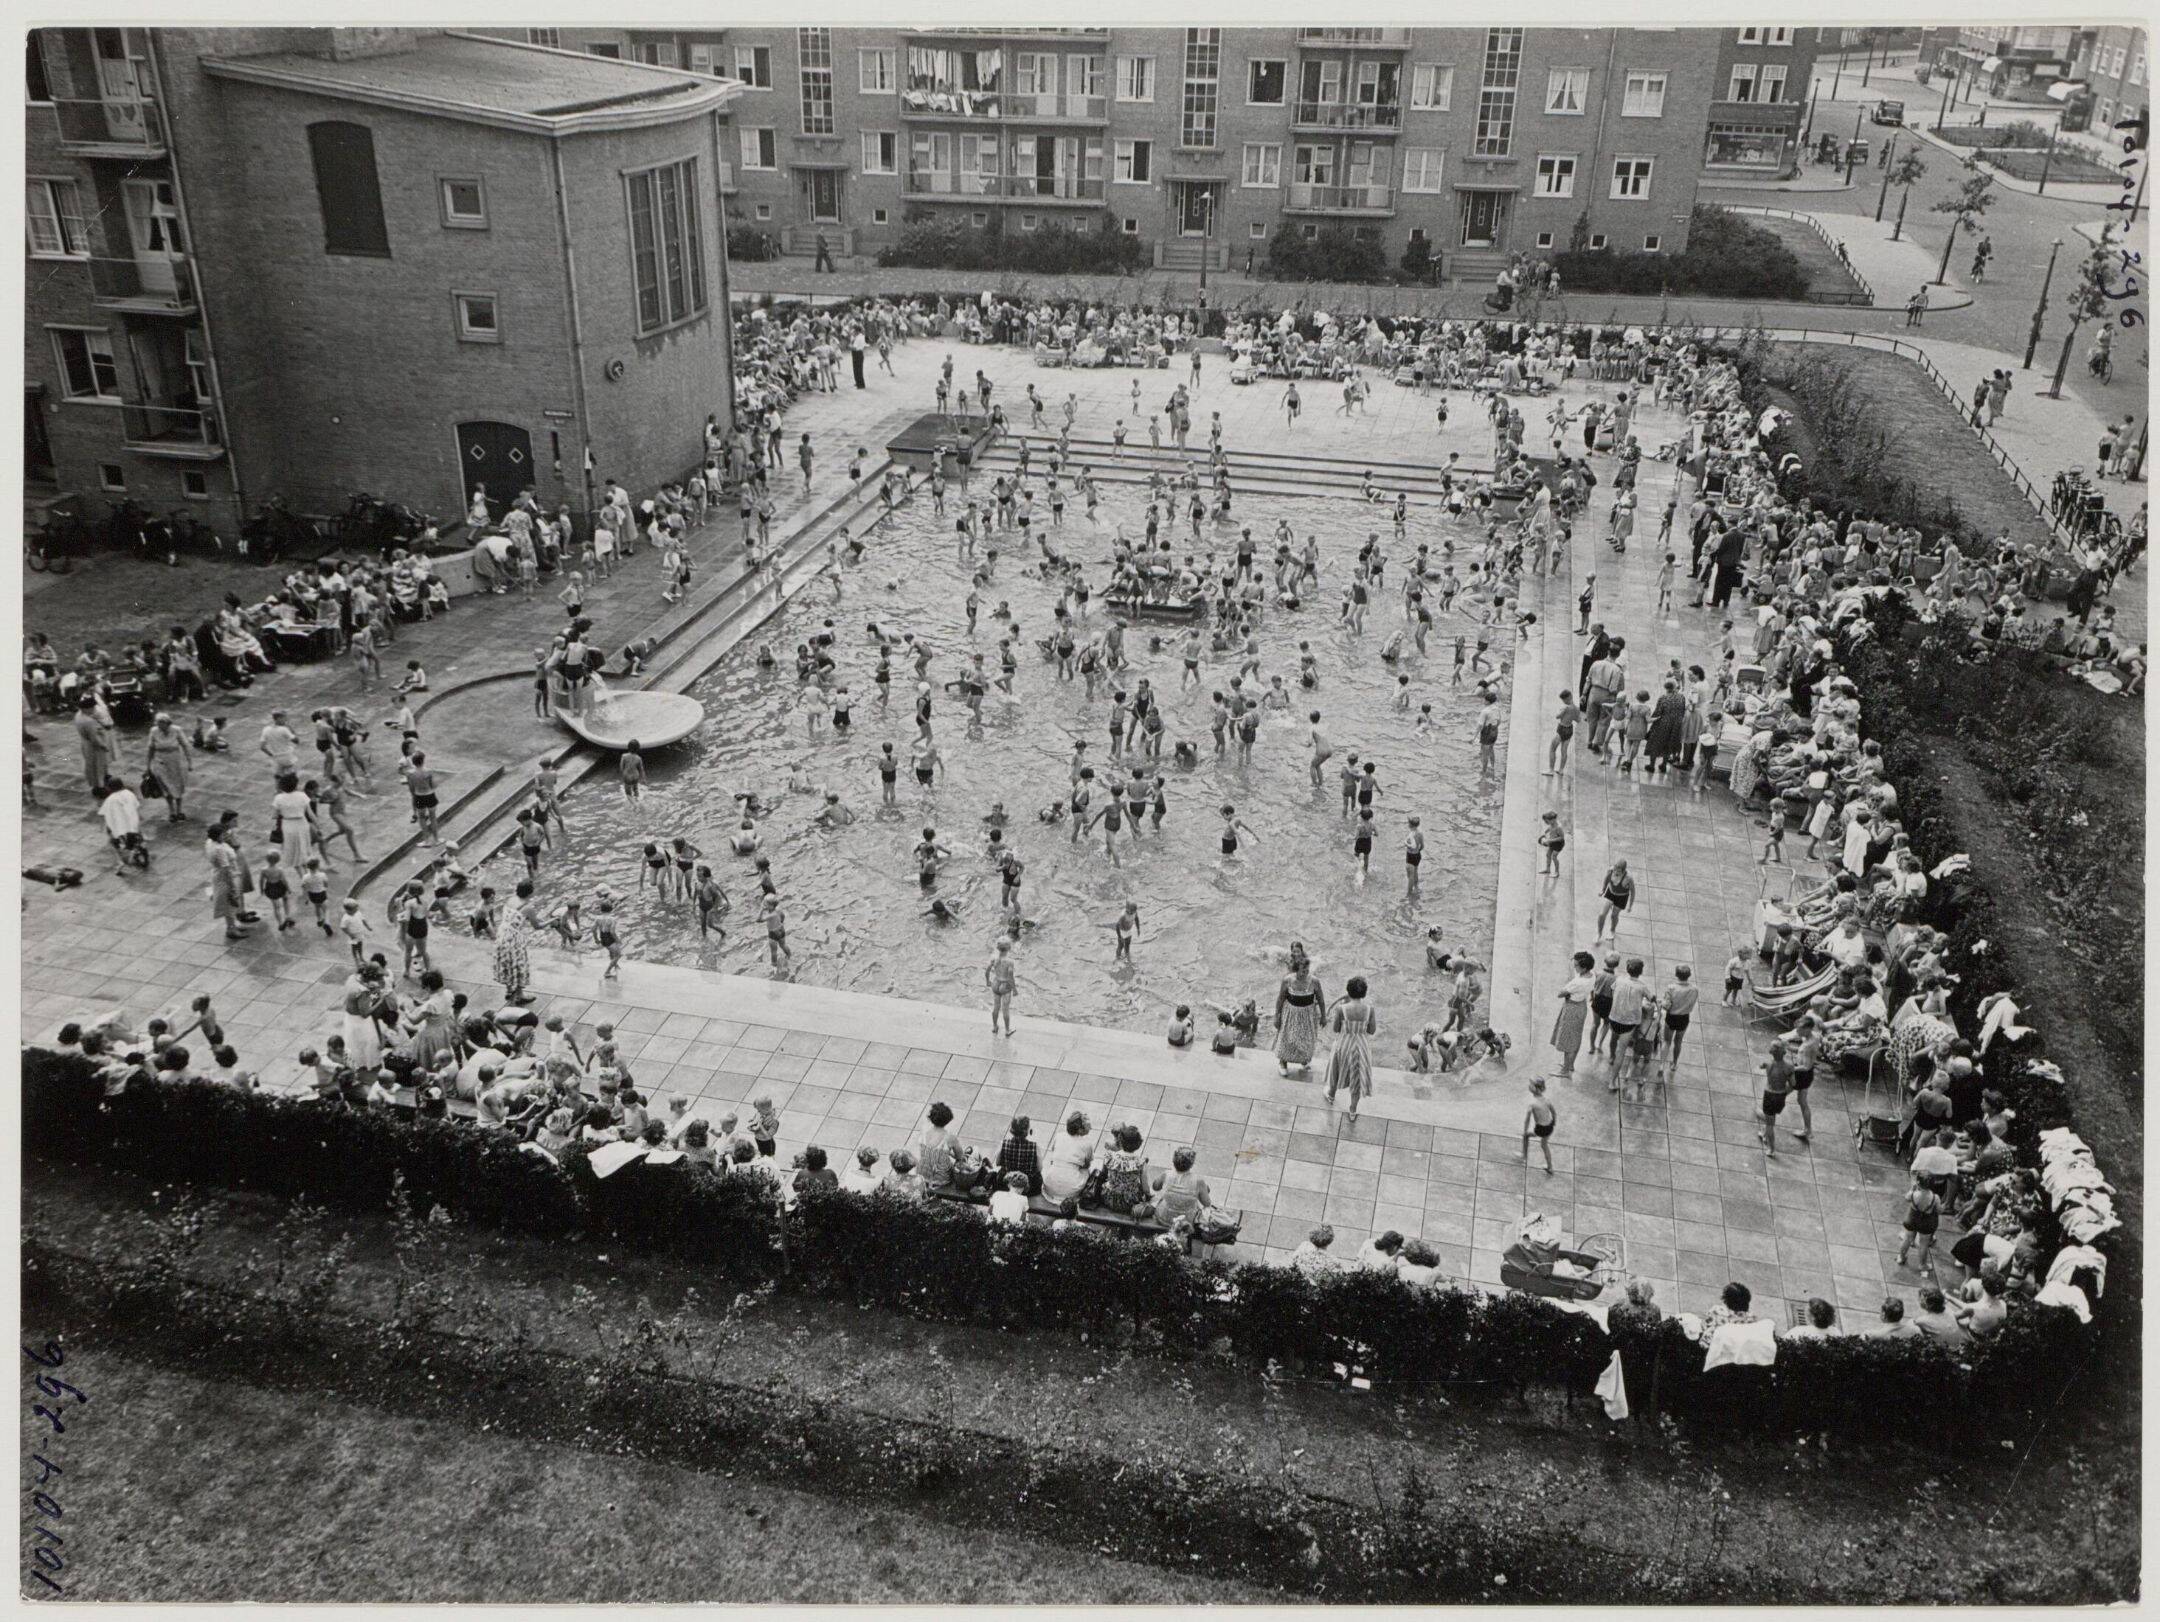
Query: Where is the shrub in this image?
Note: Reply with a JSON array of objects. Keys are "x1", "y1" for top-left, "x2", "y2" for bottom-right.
[
  {"x1": 1929, "y1": 119, "x2": 2055, "y2": 148},
  {"x1": 724, "y1": 219, "x2": 780, "y2": 262},
  {"x1": 1398, "y1": 234, "x2": 1436, "y2": 284},
  {"x1": 1556, "y1": 206, "x2": 1810, "y2": 301},
  {"x1": 876, "y1": 217, "x2": 1146, "y2": 275},
  {"x1": 1267, "y1": 225, "x2": 1388, "y2": 284}
]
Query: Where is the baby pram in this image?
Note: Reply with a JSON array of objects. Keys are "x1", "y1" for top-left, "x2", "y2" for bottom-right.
[{"x1": 1500, "y1": 1215, "x2": 1628, "y2": 1301}]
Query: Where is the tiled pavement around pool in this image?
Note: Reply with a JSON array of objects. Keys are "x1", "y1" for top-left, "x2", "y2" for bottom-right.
[{"x1": 20, "y1": 343, "x2": 1941, "y2": 1323}]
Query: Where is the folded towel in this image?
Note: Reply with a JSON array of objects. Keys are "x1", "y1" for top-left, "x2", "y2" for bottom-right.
[
  {"x1": 1596, "y1": 1350, "x2": 1630, "y2": 1421},
  {"x1": 1704, "y1": 1318, "x2": 1780, "y2": 1370}
]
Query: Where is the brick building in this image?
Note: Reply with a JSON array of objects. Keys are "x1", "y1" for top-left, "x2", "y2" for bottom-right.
[
  {"x1": 25, "y1": 27, "x2": 741, "y2": 537},
  {"x1": 484, "y1": 25, "x2": 1738, "y2": 280},
  {"x1": 2063, "y1": 26, "x2": 2148, "y2": 145},
  {"x1": 1703, "y1": 27, "x2": 1827, "y2": 179}
]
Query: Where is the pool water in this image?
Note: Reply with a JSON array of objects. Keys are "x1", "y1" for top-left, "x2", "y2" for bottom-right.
[{"x1": 497, "y1": 485, "x2": 1507, "y2": 1037}]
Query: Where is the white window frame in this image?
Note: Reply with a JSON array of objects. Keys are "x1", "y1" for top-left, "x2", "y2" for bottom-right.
[
  {"x1": 99, "y1": 464, "x2": 128, "y2": 493},
  {"x1": 1643, "y1": 233, "x2": 1662, "y2": 252},
  {"x1": 1610, "y1": 156, "x2": 1653, "y2": 200},
  {"x1": 1248, "y1": 220, "x2": 1267, "y2": 238},
  {"x1": 1545, "y1": 67, "x2": 1589, "y2": 115},
  {"x1": 734, "y1": 45, "x2": 772, "y2": 89},
  {"x1": 1758, "y1": 64, "x2": 1789, "y2": 101},
  {"x1": 1534, "y1": 152, "x2": 1577, "y2": 197},
  {"x1": 859, "y1": 47, "x2": 896, "y2": 94},
  {"x1": 1400, "y1": 147, "x2": 1445, "y2": 193},
  {"x1": 1114, "y1": 139, "x2": 1152, "y2": 184},
  {"x1": 1729, "y1": 65, "x2": 1760, "y2": 102},
  {"x1": 452, "y1": 290, "x2": 500, "y2": 344},
  {"x1": 1736, "y1": 27, "x2": 1763, "y2": 44},
  {"x1": 1765, "y1": 27, "x2": 1793, "y2": 45},
  {"x1": 861, "y1": 130, "x2": 898, "y2": 174},
  {"x1": 1246, "y1": 58, "x2": 1286, "y2": 106},
  {"x1": 1117, "y1": 55, "x2": 1154, "y2": 103},
  {"x1": 584, "y1": 43, "x2": 622, "y2": 59},
  {"x1": 50, "y1": 326, "x2": 121, "y2": 403},
  {"x1": 1535, "y1": 230, "x2": 1554, "y2": 248},
  {"x1": 1410, "y1": 63, "x2": 1454, "y2": 110},
  {"x1": 798, "y1": 28, "x2": 835, "y2": 135},
  {"x1": 1241, "y1": 141, "x2": 1282, "y2": 187},
  {"x1": 740, "y1": 127, "x2": 777, "y2": 170},
  {"x1": 1122, "y1": 216, "x2": 1140, "y2": 234},
  {"x1": 27, "y1": 178, "x2": 89, "y2": 259},
  {"x1": 438, "y1": 175, "x2": 487, "y2": 229},
  {"x1": 1621, "y1": 70, "x2": 1667, "y2": 117},
  {"x1": 526, "y1": 28, "x2": 561, "y2": 48},
  {"x1": 1588, "y1": 232, "x2": 1607, "y2": 249}
]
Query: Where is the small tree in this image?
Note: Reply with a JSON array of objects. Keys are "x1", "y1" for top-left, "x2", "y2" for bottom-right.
[
  {"x1": 1930, "y1": 170, "x2": 1996, "y2": 285},
  {"x1": 1882, "y1": 149, "x2": 1928, "y2": 234},
  {"x1": 2047, "y1": 224, "x2": 2117, "y2": 398}
]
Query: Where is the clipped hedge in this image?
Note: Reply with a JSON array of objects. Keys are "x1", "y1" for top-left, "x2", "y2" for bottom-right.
[
  {"x1": 876, "y1": 217, "x2": 1148, "y2": 275},
  {"x1": 25, "y1": 1049, "x2": 2091, "y2": 1442},
  {"x1": 1557, "y1": 205, "x2": 1812, "y2": 301}
]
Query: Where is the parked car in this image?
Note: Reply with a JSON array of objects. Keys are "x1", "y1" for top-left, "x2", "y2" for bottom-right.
[{"x1": 1871, "y1": 99, "x2": 1906, "y2": 126}]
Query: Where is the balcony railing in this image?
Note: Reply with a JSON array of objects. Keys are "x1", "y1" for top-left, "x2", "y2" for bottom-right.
[
  {"x1": 900, "y1": 86, "x2": 1004, "y2": 119},
  {"x1": 1003, "y1": 90, "x2": 1108, "y2": 120},
  {"x1": 905, "y1": 168, "x2": 1003, "y2": 197},
  {"x1": 87, "y1": 256, "x2": 197, "y2": 315},
  {"x1": 118, "y1": 402, "x2": 224, "y2": 459},
  {"x1": 1004, "y1": 173, "x2": 1106, "y2": 201},
  {"x1": 1292, "y1": 100, "x2": 1404, "y2": 130},
  {"x1": 1284, "y1": 180, "x2": 1394, "y2": 212},
  {"x1": 49, "y1": 96, "x2": 167, "y2": 155},
  {"x1": 716, "y1": 159, "x2": 736, "y2": 192},
  {"x1": 1296, "y1": 28, "x2": 1410, "y2": 47}
]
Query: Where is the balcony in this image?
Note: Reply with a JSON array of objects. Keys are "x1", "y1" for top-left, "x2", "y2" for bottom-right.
[
  {"x1": 87, "y1": 256, "x2": 197, "y2": 316},
  {"x1": 50, "y1": 96, "x2": 167, "y2": 158},
  {"x1": 900, "y1": 85, "x2": 1005, "y2": 120},
  {"x1": 716, "y1": 160, "x2": 737, "y2": 193},
  {"x1": 119, "y1": 403, "x2": 224, "y2": 460},
  {"x1": 1002, "y1": 90, "x2": 1108, "y2": 122},
  {"x1": 1291, "y1": 100, "x2": 1404, "y2": 131},
  {"x1": 1283, "y1": 180, "x2": 1394, "y2": 214},
  {"x1": 905, "y1": 168, "x2": 1003, "y2": 199},
  {"x1": 904, "y1": 170, "x2": 1106, "y2": 203},
  {"x1": 1707, "y1": 98, "x2": 1804, "y2": 125},
  {"x1": 1296, "y1": 28, "x2": 1410, "y2": 48},
  {"x1": 905, "y1": 27, "x2": 1109, "y2": 43}
]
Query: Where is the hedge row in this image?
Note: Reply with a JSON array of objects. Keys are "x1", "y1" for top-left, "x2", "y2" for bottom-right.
[
  {"x1": 25, "y1": 1050, "x2": 2089, "y2": 1443},
  {"x1": 1555, "y1": 206, "x2": 1812, "y2": 301},
  {"x1": 876, "y1": 218, "x2": 1149, "y2": 276}
]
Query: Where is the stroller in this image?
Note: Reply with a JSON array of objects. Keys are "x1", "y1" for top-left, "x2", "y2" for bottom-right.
[
  {"x1": 1852, "y1": 1057, "x2": 1902, "y2": 1154},
  {"x1": 1501, "y1": 1215, "x2": 1628, "y2": 1301}
]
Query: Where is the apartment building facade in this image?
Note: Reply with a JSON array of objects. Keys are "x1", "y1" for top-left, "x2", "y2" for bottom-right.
[
  {"x1": 2064, "y1": 26, "x2": 2148, "y2": 143},
  {"x1": 1703, "y1": 27, "x2": 1825, "y2": 178},
  {"x1": 492, "y1": 25, "x2": 1750, "y2": 277},
  {"x1": 25, "y1": 27, "x2": 740, "y2": 533}
]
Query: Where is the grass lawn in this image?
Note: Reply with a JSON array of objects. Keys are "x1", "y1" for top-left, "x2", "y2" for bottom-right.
[
  {"x1": 26, "y1": 1341, "x2": 1270, "y2": 1604},
  {"x1": 1979, "y1": 146, "x2": 2120, "y2": 184},
  {"x1": 1749, "y1": 215, "x2": 1873, "y2": 304}
]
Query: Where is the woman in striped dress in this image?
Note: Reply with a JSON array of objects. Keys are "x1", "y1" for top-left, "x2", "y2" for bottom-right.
[
  {"x1": 1273, "y1": 943, "x2": 1327, "y2": 1076},
  {"x1": 495, "y1": 879, "x2": 540, "y2": 1004},
  {"x1": 1323, "y1": 976, "x2": 1377, "y2": 1121}
]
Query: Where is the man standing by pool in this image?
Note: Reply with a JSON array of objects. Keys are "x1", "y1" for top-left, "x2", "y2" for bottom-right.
[{"x1": 985, "y1": 937, "x2": 1018, "y2": 1036}]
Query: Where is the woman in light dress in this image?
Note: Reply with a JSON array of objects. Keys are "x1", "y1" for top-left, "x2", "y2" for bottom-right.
[
  {"x1": 1273, "y1": 942, "x2": 1328, "y2": 1076},
  {"x1": 1040, "y1": 1110, "x2": 1096, "y2": 1202},
  {"x1": 270, "y1": 772, "x2": 320, "y2": 872},
  {"x1": 1323, "y1": 976, "x2": 1377, "y2": 1121},
  {"x1": 143, "y1": 712, "x2": 191, "y2": 819},
  {"x1": 1551, "y1": 950, "x2": 1597, "y2": 1078}
]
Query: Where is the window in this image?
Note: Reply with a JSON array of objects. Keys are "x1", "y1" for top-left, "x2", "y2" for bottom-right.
[
  {"x1": 1535, "y1": 230, "x2": 1553, "y2": 248},
  {"x1": 1758, "y1": 64, "x2": 1788, "y2": 101},
  {"x1": 971, "y1": 211, "x2": 989, "y2": 226},
  {"x1": 1248, "y1": 221, "x2": 1266, "y2": 238},
  {"x1": 51, "y1": 328, "x2": 120, "y2": 401},
  {"x1": 861, "y1": 130, "x2": 897, "y2": 174},
  {"x1": 1181, "y1": 29, "x2": 1220, "y2": 148},
  {"x1": 1300, "y1": 223, "x2": 1318, "y2": 240},
  {"x1": 630, "y1": 43, "x2": 679, "y2": 67},
  {"x1": 688, "y1": 44, "x2": 721, "y2": 76},
  {"x1": 1588, "y1": 232, "x2": 1606, "y2": 248},
  {"x1": 1114, "y1": 139, "x2": 1152, "y2": 182},
  {"x1": 1535, "y1": 153, "x2": 1576, "y2": 196},
  {"x1": 1293, "y1": 143, "x2": 1336, "y2": 184},
  {"x1": 1241, "y1": 142, "x2": 1281, "y2": 187},
  {"x1": 1117, "y1": 55, "x2": 1154, "y2": 102},
  {"x1": 182, "y1": 469, "x2": 209, "y2": 499},
  {"x1": 1611, "y1": 156, "x2": 1653, "y2": 199},
  {"x1": 1545, "y1": 68, "x2": 1588, "y2": 114},
  {"x1": 1475, "y1": 28, "x2": 1522, "y2": 156},
  {"x1": 99, "y1": 464, "x2": 127, "y2": 493},
  {"x1": 438, "y1": 176, "x2": 487, "y2": 229},
  {"x1": 585, "y1": 43, "x2": 622, "y2": 59},
  {"x1": 740, "y1": 127, "x2": 777, "y2": 169},
  {"x1": 307, "y1": 121, "x2": 390, "y2": 257},
  {"x1": 1122, "y1": 216, "x2": 1139, "y2": 234},
  {"x1": 525, "y1": 27, "x2": 561, "y2": 47},
  {"x1": 26, "y1": 179, "x2": 88, "y2": 258},
  {"x1": 859, "y1": 47, "x2": 896, "y2": 93},
  {"x1": 1401, "y1": 148, "x2": 1445, "y2": 192},
  {"x1": 1729, "y1": 65, "x2": 1759, "y2": 101},
  {"x1": 798, "y1": 29, "x2": 834, "y2": 134},
  {"x1": 625, "y1": 157, "x2": 708, "y2": 334},
  {"x1": 453, "y1": 291, "x2": 500, "y2": 343},
  {"x1": 735, "y1": 45, "x2": 771, "y2": 88},
  {"x1": 1622, "y1": 71, "x2": 1666, "y2": 117},
  {"x1": 1643, "y1": 233, "x2": 1661, "y2": 252},
  {"x1": 872, "y1": 208, "x2": 888, "y2": 224},
  {"x1": 1411, "y1": 64, "x2": 1454, "y2": 110},
  {"x1": 1020, "y1": 214, "x2": 1038, "y2": 232},
  {"x1": 27, "y1": 31, "x2": 52, "y2": 102},
  {"x1": 1247, "y1": 59, "x2": 1285, "y2": 105},
  {"x1": 1736, "y1": 27, "x2": 1790, "y2": 44},
  {"x1": 2132, "y1": 48, "x2": 2145, "y2": 86},
  {"x1": 754, "y1": 203, "x2": 771, "y2": 220}
]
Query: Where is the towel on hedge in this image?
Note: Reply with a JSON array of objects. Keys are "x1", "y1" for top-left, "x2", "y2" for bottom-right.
[
  {"x1": 2047, "y1": 1244, "x2": 2107, "y2": 1299},
  {"x1": 2034, "y1": 1282, "x2": 2093, "y2": 1324},
  {"x1": 644, "y1": 1148, "x2": 685, "y2": 1166},
  {"x1": 1976, "y1": 992, "x2": 2032, "y2": 1053},
  {"x1": 1548, "y1": 1297, "x2": 1611, "y2": 1332},
  {"x1": 1596, "y1": 1351, "x2": 1630, "y2": 1421},
  {"x1": 588, "y1": 1141, "x2": 648, "y2": 1179},
  {"x1": 1703, "y1": 1319, "x2": 1779, "y2": 1371}
]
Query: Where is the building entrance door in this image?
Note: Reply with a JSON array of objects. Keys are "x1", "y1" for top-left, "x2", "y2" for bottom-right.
[
  {"x1": 456, "y1": 420, "x2": 535, "y2": 515},
  {"x1": 123, "y1": 178, "x2": 184, "y2": 294},
  {"x1": 1461, "y1": 190, "x2": 1501, "y2": 247},
  {"x1": 1179, "y1": 181, "x2": 1214, "y2": 235},
  {"x1": 808, "y1": 170, "x2": 841, "y2": 222}
]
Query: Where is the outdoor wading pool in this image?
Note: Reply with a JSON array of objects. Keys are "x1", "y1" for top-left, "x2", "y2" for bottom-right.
[{"x1": 490, "y1": 484, "x2": 1510, "y2": 1036}]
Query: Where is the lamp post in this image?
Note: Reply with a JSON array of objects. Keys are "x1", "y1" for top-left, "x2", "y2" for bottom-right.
[
  {"x1": 1196, "y1": 186, "x2": 1214, "y2": 326},
  {"x1": 1934, "y1": 73, "x2": 1951, "y2": 131},
  {"x1": 1862, "y1": 33, "x2": 1875, "y2": 87},
  {"x1": 1803, "y1": 81, "x2": 1819, "y2": 145},
  {"x1": 1843, "y1": 107, "x2": 1863, "y2": 181},
  {"x1": 2035, "y1": 138, "x2": 2055, "y2": 196},
  {"x1": 1875, "y1": 132, "x2": 1896, "y2": 219},
  {"x1": 1830, "y1": 43, "x2": 1844, "y2": 101},
  {"x1": 2024, "y1": 237, "x2": 2063, "y2": 368}
]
